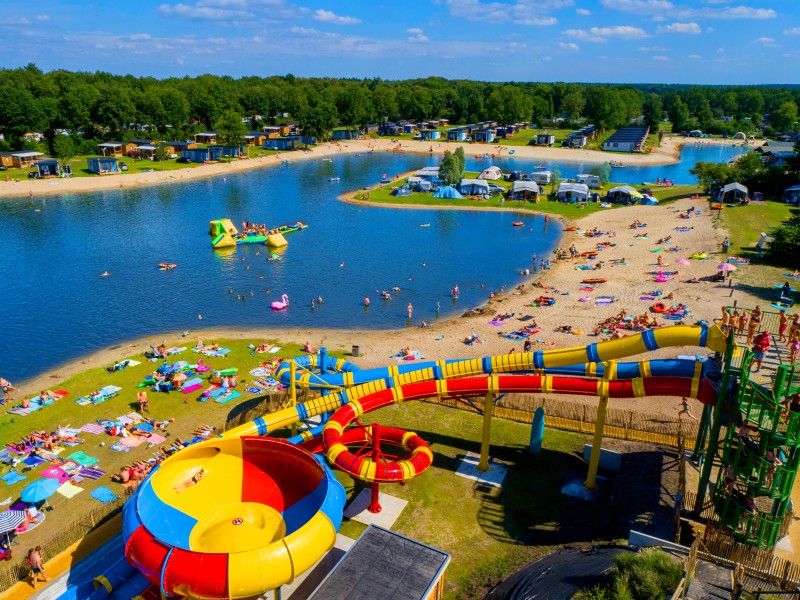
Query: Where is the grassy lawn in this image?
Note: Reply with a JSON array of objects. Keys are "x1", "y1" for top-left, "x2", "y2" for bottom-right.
[
  {"x1": 359, "y1": 176, "x2": 701, "y2": 220},
  {"x1": 0, "y1": 337, "x2": 344, "y2": 553},
  {"x1": 335, "y1": 401, "x2": 590, "y2": 599}
]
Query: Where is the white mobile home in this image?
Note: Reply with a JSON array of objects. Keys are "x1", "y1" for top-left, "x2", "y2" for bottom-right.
[
  {"x1": 529, "y1": 171, "x2": 553, "y2": 185},
  {"x1": 576, "y1": 174, "x2": 601, "y2": 189}
]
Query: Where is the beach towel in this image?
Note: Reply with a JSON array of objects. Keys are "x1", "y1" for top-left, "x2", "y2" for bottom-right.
[
  {"x1": 134, "y1": 422, "x2": 154, "y2": 433},
  {"x1": 640, "y1": 296, "x2": 656, "y2": 301},
  {"x1": 57, "y1": 481, "x2": 84, "y2": 499},
  {"x1": 146, "y1": 433, "x2": 166, "y2": 445},
  {"x1": 40, "y1": 466, "x2": 70, "y2": 484},
  {"x1": 783, "y1": 273, "x2": 800, "y2": 280},
  {"x1": 67, "y1": 451, "x2": 99, "y2": 467},
  {"x1": 1, "y1": 471, "x2": 27, "y2": 486},
  {"x1": 167, "y1": 347, "x2": 187, "y2": 355},
  {"x1": 23, "y1": 456, "x2": 47, "y2": 467},
  {"x1": 80, "y1": 423, "x2": 106, "y2": 435},
  {"x1": 16, "y1": 512, "x2": 45, "y2": 533},
  {"x1": 56, "y1": 460, "x2": 81, "y2": 475},
  {"x1": 58, "y1": 427, "x2": 83, "y2": 437},
  {"x1": 392, "y1": 350, "x2": 424, "y2": 362},
  {"x1": 249, "y1": 367, "x2": 272, "y2": 378},
  {"x1": 182, "y1": 379, "x2": 204, "y2": 394},
  {"x1": 37, "y1": 449, "x2": 63, "y2": 461},
  {"x1": 119, "y1": 436, "x2": 143, "y2": 448},
  {"x1": 215, "y1": 390, "x2": 242, "y2": 405},
  {"x1": 202, "y1": 348, "x2": 231, "y2": 357},
  {"x1": 7, "y1": 404, "x2": 42, "y2": 417},
  {"x1": 77, "y1": 467, "x2": 105, "y2": 480},
  {"x1": 109, "y1": 442, "x2": 130, "y2": 452},
  {"x1": 488, "y1": 321, "x2": 506, "y2": 326},
  {"x1": 246, "y1": 387, "x2": 262, "y2": 394},
  {"x1": 268, "y1": 346, "x2": 282, "y2": 354},
  {"x1": 90, "y1": 486, "x2": 119, "y2": 504}
]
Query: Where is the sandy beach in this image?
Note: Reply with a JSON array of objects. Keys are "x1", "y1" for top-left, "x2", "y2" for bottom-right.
[
  {"x1": 0, "y1": 135, "x2": 715, "y2": 199},
  {"x1": 16, "y1": 194, "x2": 750, "y2": 423}
]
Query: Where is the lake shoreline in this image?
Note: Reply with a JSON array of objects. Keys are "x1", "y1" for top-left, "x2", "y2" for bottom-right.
[{"x1": 0, "y1": 135, "x2": 718, "y2": 200}]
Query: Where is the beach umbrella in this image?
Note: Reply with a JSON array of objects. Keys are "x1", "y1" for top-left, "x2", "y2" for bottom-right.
[
  {"x1": 0, "y1": 510, "x2": 26, "y2": 547},
  {"x1": 676, "y1": 258, "x2": 691, "y2": 266},
  {"x1": 717, "y1": 263, "x2": 737, "y2": 272},
  {"x1": 20, "y1": 478, "x2": 59, "y2": 505}
]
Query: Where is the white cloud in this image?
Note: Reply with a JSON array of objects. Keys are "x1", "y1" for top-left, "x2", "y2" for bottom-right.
[
  {"x1": 706, "y1": 26, "x2": 714, "y2": 32},
  {"x1": 784, "y1": 27, "x2": 800, "y2": 35},
  {"x1": 558, "y1": 41, "x2": 580, "y2": 50},
  {"x1": 157, "y1": 1, "x2": 307, "y2": 22},
  {"x1": 658, "y1": 22, "x2": 701, "y2": 34},
  {"x1": 406, "y1": 28, "x2": 428, "y2": 43},
  {"x1": 562, "y1": 25, "x2": 648, "y2": 42},
  {"x1": 312, "y1": 9, "x2": 360, "y2": 25},
  {"x1": 754, "y1": 36, "x2": 779, "y2": 47},
  {"x1": 638, "y1": 45, "x2": 669, "y2": 51},
  {"x1": 653, "y1": 55, "x2": 670, "y2": 60},
  {"x1": 36, "y1": 14, "x2": 50, "y2": 21},
  {"x1": 128, "y1": 33, "x2": 152, "y2": 41},
  {"x1": 688, "y1": 53, "x2": 701, "y2": 58},
  {"x1": 600, "y1": 0, "x2": 775, "y2": 20},
  {"x1": 717, "y1": 47, "x2": 725, "y2": 53},
  {"x1": 0, "y1": 17, "x2": 31, "y2": 25},
  {"x1": 576, "y1": 8, "x2": 590, "y2": 15},
  {"x1": 446, "y1": 0, "x2": 569, "y2": 26}
]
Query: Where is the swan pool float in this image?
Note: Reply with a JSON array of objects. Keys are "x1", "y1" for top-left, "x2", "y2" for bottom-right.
[{"x1": 271, "y1": 294, "x2": 289, "y2": 310}]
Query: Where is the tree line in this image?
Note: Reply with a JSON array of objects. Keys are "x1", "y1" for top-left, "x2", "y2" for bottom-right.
[{"x1": 1, "y1": 64, "x2": 799, "y2": 157}]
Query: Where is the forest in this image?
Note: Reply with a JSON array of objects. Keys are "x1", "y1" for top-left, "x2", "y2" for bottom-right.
[{"x1": 1, "y1": 64, "x2": 799, "y2": 156}]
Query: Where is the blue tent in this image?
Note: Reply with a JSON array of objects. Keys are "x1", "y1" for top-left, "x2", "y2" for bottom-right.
[
  {"x1": 391, "y1": 186, "x2": 412, "y2": 197},
  {"x1": 433, "y1": 185, "x2": 463, "y2": 199}
]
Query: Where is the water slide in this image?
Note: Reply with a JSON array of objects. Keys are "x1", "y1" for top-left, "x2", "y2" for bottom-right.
[{"x1": 123, "y1": 324, "x2": 727, "y2": 599}]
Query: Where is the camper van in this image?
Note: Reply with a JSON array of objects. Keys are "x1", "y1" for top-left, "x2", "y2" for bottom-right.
[
  {"x1": 529, "y1": 171, "x2": 553, "y2": 185},
  {"x1": 576, "y1": 174, "x2": 601, "y2": 189}
]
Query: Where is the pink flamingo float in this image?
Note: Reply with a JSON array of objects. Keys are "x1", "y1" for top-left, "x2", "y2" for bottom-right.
[
  {"x1": 655, "y1": 270, "x2": 670, "y2": 283},
  {"x1": 271, "y1": 294, "x2": 289, "y2": 310}
]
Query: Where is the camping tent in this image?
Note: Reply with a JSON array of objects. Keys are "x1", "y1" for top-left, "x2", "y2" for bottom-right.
[
  {"x1": 556, "y1": 183, "x2": 589, "y2": 203},
  {"x1": 478, "y1": 166, "x2": 503, "y2": 180},
  {"x1": 390, "y1": 186, "x2": 413, "y2": 197},
  {"x1": 606, "y1": 185, "x2": 642, "y2": 205},
  {"x1": 511, "y1": 181, "x2": 540, "y2": 201},
  {"x1": 641, "y1": 195, "x2": 659, "y2": 205},
  {"x1": 433, "y1": 185, "x2": 463, "y2": 199},
  {"x1": 718, "y1": 182, "x2": 748, "y2": 203},
  {"x1": 458, "y1": 179, "x2": 490, "y2": 196}
]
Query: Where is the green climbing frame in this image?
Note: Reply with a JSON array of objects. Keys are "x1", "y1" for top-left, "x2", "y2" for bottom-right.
[{"x1": 709, "y1": 351, "x2": 800, "y2": 547}]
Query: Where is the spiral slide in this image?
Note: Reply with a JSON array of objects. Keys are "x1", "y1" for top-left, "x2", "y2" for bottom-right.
[{"x1": 123, "y1": 325, "x2": 727, "y2": 599}]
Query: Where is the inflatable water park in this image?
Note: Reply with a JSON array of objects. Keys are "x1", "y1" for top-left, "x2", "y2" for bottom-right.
[
  {"x1": 30, "y1": 322, "x2": 788, "y2": 599},
  {"x1": 208, "y1": 219, "x2": 307, "y2": 250}
]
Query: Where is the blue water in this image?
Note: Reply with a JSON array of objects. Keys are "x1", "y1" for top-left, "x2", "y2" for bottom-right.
[{"x1": 0, "y1": 145, "x2": 746, "y2": 382}]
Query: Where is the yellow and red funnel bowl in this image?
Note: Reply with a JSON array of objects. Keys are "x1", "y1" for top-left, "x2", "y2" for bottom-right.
[{"x1": 122, "y1": 437, "x2": 345, "y2": 599}]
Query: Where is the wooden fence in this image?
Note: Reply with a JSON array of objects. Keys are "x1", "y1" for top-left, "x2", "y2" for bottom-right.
[
  {"x1": 426, "y1": 393, "x2": 700, "y2": 448},
  {"x1": 699, "y1": 525, "x2": 800, "y2": 591}
]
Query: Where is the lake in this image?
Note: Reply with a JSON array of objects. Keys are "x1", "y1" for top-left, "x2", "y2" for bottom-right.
[{"x1": 0, "y1": 144, "x2": 746, "y2": 381}]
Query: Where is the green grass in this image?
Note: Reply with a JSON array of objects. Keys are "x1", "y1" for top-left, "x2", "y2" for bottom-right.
[
  {"x1": 334, "y1": 402, "x2": 587, "y2": 600},
  {"x1": 0, "y1": 337, "x2": 344, "y2": 552}
]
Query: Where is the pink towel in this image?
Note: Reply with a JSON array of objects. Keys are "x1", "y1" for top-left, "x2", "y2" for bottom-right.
[
  {"x1": 119, "y1": 436, "x2": 143, "y2": 448},
  {"x1": 147, "y1": 433, "x2": 166, "y2": 445},
  {"x1": 80, "y1": 423, "x2": 106, "y2": 435},
  {"x1": 182, "y1": 383, "x2": 203, "y2": 394},
  {"x1": 40, "y1": 467, "x2": 70, "y2": 484}
]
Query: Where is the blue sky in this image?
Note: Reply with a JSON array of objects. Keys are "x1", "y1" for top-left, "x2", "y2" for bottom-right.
[{"x1": 0, "y1": 0, "x2": 797, "y2": 84}]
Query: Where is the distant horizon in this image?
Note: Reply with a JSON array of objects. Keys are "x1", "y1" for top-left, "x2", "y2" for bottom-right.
[{"x1": 0, "y1": 0, "x2": 798, "y2": 84}]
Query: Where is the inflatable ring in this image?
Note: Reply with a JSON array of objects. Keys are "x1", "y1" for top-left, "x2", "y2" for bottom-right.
[
  {"x1": 653, "y1": 302, "x2": 667, "y2": 313},
  {"x1": 323, "y1": 416, "x2": 432, "y2": 483}
]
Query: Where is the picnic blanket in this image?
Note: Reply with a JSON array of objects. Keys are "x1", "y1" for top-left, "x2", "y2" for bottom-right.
[
  {"x1": 1, "y1": 471, "x2": 27, "y2": 486},
  {"x1": 80, "y1": 423, "x2": 106, "y2": 435},
  {"x1": 67, "y1": 451, "x2": 99, "y2": 467},
  {"x1": 56, "y1": 481, "x2": 84, "y2": 499},
  {"x1": 109, "y1": 442, "x2": 130, "y2": 452},
  {"x1": 90, "y1": 486, "x2": 119, "y2": 503},
  {"x1": 77, "y1": 467, "x2": 105, "y2": 480},
  {"x1": 23, "y1": 455, "x2": 47, "y2": 467}
]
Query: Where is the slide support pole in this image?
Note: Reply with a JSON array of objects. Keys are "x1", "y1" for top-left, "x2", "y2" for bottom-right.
[
  {"x1": 585, "y1": 360, "x2": 614, "y2": 490},
  {"x1": 478, "y1": 392, "x2": 494, "y2": 472},
  {"x1": 290, "y1": 360, "x2": 298, "y2": 437},
  {"x1": 368, "y1": 423, "x2": 383, "y2": 513}
]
